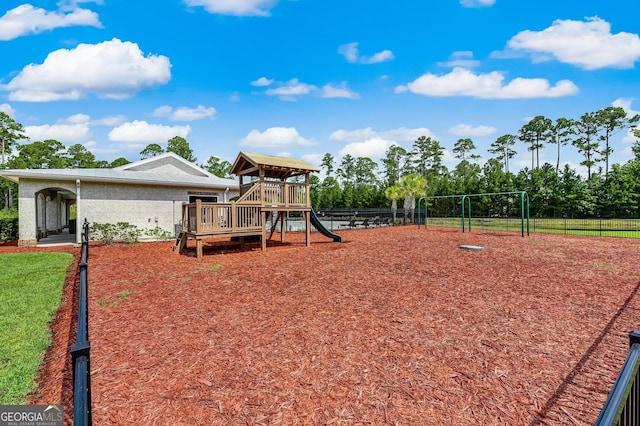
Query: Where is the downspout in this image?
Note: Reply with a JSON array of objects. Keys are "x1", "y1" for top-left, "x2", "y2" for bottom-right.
[
  {"x1": 76, "y1": 179, "x2": 81, "y2": 244},
  {"x1": 224, "y1": 187, "x2": 230, "y2": 203}
]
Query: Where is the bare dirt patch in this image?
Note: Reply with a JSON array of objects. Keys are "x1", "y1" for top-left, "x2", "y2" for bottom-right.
[{"x1": 21, "y1": 226, "x2": 640, "y2": 424}]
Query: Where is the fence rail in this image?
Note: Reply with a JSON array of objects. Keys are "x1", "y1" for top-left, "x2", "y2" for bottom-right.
[
  {"x1": 596, "y1": 331, "x2": 640, "y2": 426},
  {"x1": 182, "y1": 200, "x2": 263, "y2": 234},
  {"x1": 70, "y1": 219, "x2": 92, "y2": 425}
]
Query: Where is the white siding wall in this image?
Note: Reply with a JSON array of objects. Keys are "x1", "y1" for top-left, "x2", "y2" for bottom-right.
[
  {"x1": 80, "y1": 182, "x2": 191, "y2": 238},
  {"x1": 79, "y1": 182, "x2": 238, "y2": 240},
  {"x1": 17, "y1": 178, "x2": 240, "y2": 244}
]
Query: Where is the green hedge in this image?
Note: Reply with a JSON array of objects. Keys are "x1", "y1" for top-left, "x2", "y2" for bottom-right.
[{"x1": 0, "y1": 211, "x2": 18, "y2": 242}]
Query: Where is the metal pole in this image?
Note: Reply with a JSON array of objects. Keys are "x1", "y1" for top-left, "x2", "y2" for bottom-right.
[{"x1": 461, "y1": 195, "x2": 466, "y2": 232}]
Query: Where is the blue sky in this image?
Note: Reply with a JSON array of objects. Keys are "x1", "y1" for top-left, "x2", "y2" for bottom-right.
[{"x1": 1, "y1": 0, "x2": 639, "y2": 176}]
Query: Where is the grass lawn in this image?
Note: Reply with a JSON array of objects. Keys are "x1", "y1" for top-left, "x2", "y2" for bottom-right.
[
  {"x1": 0, "y1": 252, "x2": 74, "y2": 404},
  {"x1": 425, "y1": 217, "x2": 640, "y2": 238}
]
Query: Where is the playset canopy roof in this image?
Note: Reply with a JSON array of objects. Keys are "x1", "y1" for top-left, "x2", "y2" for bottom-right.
[{"x1": 231, "y1": 151, "x2": 320, "y2": 180}]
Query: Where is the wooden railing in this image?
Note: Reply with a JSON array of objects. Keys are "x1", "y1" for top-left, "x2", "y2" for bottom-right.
[
  {"x1": 183, "y1": 200, "x2": 262, "y2": 234},
  {"x1": 238, "y1": 181, "x2": 309, "y2": 207}
]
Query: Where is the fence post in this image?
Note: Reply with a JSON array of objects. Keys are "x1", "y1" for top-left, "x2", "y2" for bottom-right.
[
  {"x1": 600, "y1": 216, "x2": 603, "y2": 237},
  {"x1": 71, "y1": 219, "x2": 92, "y2": 426}
]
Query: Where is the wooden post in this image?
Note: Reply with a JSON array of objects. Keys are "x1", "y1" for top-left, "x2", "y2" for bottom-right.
[
  {"x1": 259, "y1": 169, "x2": 265, "y2": 204},
  {"x1": 196, "y1": 238, "x2": 203, "y2": 258},
  {"x1": 231, "y1": 201, "x2": 237, "y2": 232},
  {"x1": 305, "y1": 210, "x2": 311, "y2": 247},
  {"x1": 195, "y1": 199, "x2": 202, "y2": 234},
  {"x1": 183, "y1": 202, "x2": 191, "y2": 231},
  {"x1": 284, "y1": 180, "x2": 289, "y2": 207},
  {"x1": 280, "y1": 211, "x2": 286, "y2": 242},
  {"x1": 305, "y1": 173, "x2": 310, "y2": 207},
  {"x1": 261, "y1": 210, "x2": 267, "y2": 251}
]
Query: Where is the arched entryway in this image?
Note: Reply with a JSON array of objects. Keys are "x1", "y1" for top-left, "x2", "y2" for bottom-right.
[{"x1": 34, "y1": 187, "x2": 76, "y2": 244}]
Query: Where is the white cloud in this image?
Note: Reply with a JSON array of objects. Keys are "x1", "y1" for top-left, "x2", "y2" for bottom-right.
[
  {"x1": 153, "y1": 106, "x2": 172, "y2": 117},
  {"x1": 153, "y1": 105, "x2": 217, "y2": 121},
  {"x1": 257, "y1": 78, "x2": 359, "y2": 101},
  {"x1": 338, "y1": 42, "x2": 358, "y2": 63},
  {"x1": 108, "y1": 120, "x2": 191, "y2": 144},
  {"x1": 301, "y1": 152, "x2": 323, "y2": 167},
  {"x1": 184, "y1": 0, "x2": 277, "y2": 17},
  {"x1": 251, "y1": 76, "x2": 274, "y2": 86},
  {"x1": 616, "y1": 99, "x2": 640, "y2": 144},
  {"x1": 622, "y1": 129, "x2": 638, "y2": 145},
  {"x1": 381, "y1": 127, "x2": 437, "y2": 141},
  {"x1": 240, "y1": 127, "x2": 316, "y2": 148},
  {"x1": 265, "y1": 78, "x2": 316, "y2": 101},
  {"x1": 24, "y1": 123, "x2": 91, "y2": 143},
  {"x1": 91, "y1": 115, "x2": 126, "y2": 126},
  {"x1": 339, "y1": 137, "x2": 395, "y2": 159},
  {"x1": 83, "y1": 139, "x2": 145, "y2": 160},
  {"x1": 367, "y1": 50, "x2": 394, "y2": 64},
  {"x1": 460, "y1": 0, "x2": 495, "y2": 7},
  {"x1": 59, "y1": 113, "x2": 90, "y2": 124},
  {"x1": 449, "y1": 123, "x2": 497, "y2": 136},
  {"x1": 55, "y1": 113, "x2": 125, "y2": 127},
  {"x1": 331, "y1": 127, "x2": 438, "y2": 159},
  {"x1": 0, "y1": 3, "x2": 101, "y2": 40},
  {"x1": 338, "y1": 42, "x2": 395, "y2": 64},
  {"x1": 4, "y1": 38, "x2": 171, "y2": 101},
  {"x1": 321, "y1": 82, "x2": 359, "y2": 99},
  {"x1": 612, "y1": 98, "x2": 640, "y2": 119},
  {"x1": 437, "y1": 51, "x2": 481, "y2": 68},
  {"x1": 330, "y1": 127, "x2": 436, "y2": 143},
  {"x1": 0, "y1": 103, "x2": 16, "y2": 116},
  {"x1": 395, "y1": 67, "x2": 578, "y2": 99},
  {"x1": 506, "y1": 17, "x2": 640, "y2": 70},
  {"x1": 57, "y1": 1, "x2": 104, "y2": 11},
  {"x1": 330, "y1": 128, "x2": 377, "y2": 142}
]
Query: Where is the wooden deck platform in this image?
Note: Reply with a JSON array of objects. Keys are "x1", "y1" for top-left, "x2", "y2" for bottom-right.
[{"x1": 175, "y1": 180, "x2": 312, "y2": 257}]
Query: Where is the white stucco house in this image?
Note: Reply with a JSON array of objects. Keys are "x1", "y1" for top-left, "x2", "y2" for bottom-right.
[{"x1": 0, "y1": 152, "x2": 239, "y2": 245}]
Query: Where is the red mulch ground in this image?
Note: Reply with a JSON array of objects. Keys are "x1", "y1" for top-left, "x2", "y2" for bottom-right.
[{"x1": 7, "y1": 225, "x2": 640, "y2": 425}]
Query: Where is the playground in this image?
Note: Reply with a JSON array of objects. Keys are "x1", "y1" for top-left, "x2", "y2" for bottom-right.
[{"x1": 16, "y1": 225, "x2": 640, "y2": 424}]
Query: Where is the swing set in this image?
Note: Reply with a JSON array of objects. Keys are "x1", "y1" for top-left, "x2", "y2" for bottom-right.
[{"x1": 417, "y1": 191, "x2": 530, "y2": 237}]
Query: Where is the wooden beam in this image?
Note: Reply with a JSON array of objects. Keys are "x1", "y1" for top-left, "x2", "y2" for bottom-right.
[
  {"x1": 305, "y1": 210, "x2": 311, "y2": 247},
  {"x1": 280, "y1": 211, "x2": 285, "y2": 242},
  {"x1": 196, "y1": 238, "x2": 203, "y2": 259},
  {"x1": 261, "y1": 210, "x2": 267, "y2": 251},
  {"x1": 242, "y1": 165, "x2": 260, "y2": 175},
  {"x1": 196, "y1": 199, "x2": 202, "y2": 234}
]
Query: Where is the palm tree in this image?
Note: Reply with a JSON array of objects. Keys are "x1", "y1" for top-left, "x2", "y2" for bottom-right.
[
  {"x1": 384, "y1": 184, "x2": 404, "y2": 224},
  {"x1": 400, "y1": 174, "x2": 427, "y2": 224}
]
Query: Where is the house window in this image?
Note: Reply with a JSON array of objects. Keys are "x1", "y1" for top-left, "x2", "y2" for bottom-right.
[{"x1": 189, "y1": 194, "x2": 218, "y2": 203}]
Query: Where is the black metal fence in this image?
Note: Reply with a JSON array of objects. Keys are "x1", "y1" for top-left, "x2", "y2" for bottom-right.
[
  {"x1": 596, "y1": 331, "x2": 640, "y2": 426},
  {"x1": 70, "y1": 219, "x2": 92, "y2": 425},
  {"x1": 311, "y1": 208, "x2": 401, "y2": 231}
]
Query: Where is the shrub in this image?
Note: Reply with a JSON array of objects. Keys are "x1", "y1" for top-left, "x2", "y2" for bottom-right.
[
  {"x1": 90, "y1": 222, "x2": 176, "y2": 244},
  {"x1": 0, "y1": 209, "x2": 19, "y2": 242},
  {"x1": 90, "y1": 222, "x2": 141, "y2": 244},
  {"x1": 145, "y1": 226, "x2": 173, "y2": 242},
  {"x1": 117, "y1": 222, "x2": 142, "y2": 244}
]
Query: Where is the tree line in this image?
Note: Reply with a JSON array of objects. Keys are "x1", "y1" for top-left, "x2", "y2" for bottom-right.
[
  {"x1": 0, "y1": 112, "x2": 233, "y2": 209},
  {"x1": 311, "y1": 106, "x2": 639, "y2": 219},
  {"x1": 2, "y1": 107, "x2": 640, "y2": 218}
]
